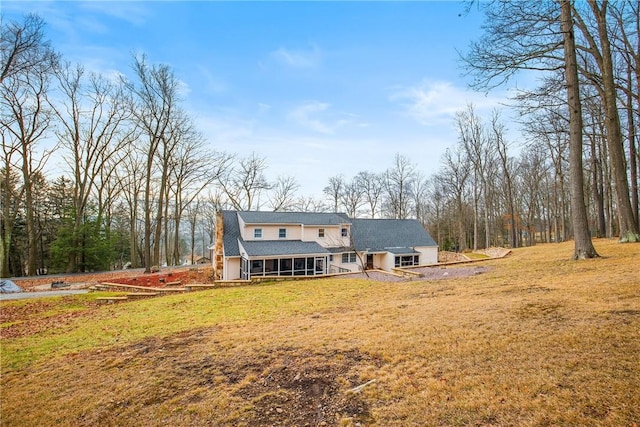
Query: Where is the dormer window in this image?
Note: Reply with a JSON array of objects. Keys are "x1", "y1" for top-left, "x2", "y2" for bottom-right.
[
  {"x1": 279, "y1": 228, "x2": 287, "y2": 238},
  {"x1": 341, "y1": 227, "x2": 348, "y2": 237},
  {"x1": 254, "y1": 228, "x2": 262, "y2": 239}
]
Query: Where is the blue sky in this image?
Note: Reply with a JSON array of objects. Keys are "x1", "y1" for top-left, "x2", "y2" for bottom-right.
[{"x1": 4, "y1": 1, "x2": 519, "y2": 198}]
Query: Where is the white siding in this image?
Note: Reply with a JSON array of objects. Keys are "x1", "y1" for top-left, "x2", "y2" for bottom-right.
[
  {"x1": 311, "y1": 225, "x2": 350, "y2": 247},
  {"x1": 242, "y1": 224, "x2": 302, "y2": 241},
  {"x1": 225, "y1": 257, "x2": 241, "y2": 280},
  {"x1": 380, "y1": 254, "x2": 395, "y2": 271},
  {"x1": 301, "y1": 225, "x2": 349, "y2": 246},
  {"x1": 331, "y1": 251, "x2": 362, "y2": 273},
  {"x1": 417, "y1": 247, "x2": 438, "y2": 265}
]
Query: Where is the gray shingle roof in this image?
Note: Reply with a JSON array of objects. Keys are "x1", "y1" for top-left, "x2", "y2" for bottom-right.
[
  {"x1": 241, "y1": 240, "x2": 330, "y2": 257},
  {"x1": 350, "y1": 219, "x2": 437, "y2": 251},
  {"x1": 385, "y1": 247, "x2": 420, "y2": 255},
  {"x1": 222, "y1": 210, "x2": 241, "y2": 257},
  {"x1": 238, "y1": 211, "x2": 351, "y2": 226}
]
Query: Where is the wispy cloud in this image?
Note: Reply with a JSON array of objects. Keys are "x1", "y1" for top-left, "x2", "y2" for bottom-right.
[
  {"x1": 390, "y1": 80, "x2": 506, "y2": 126},
  {"x1": 288, "y1": 101, "x2": 333, "y2": 133},
  {"x1": 79, "y1": 2, "x2": 150, "y2": 26},
  {"x1": 257, "y1": 103, "x2": 272, "y2": 115},
  {"x1": 271, "y1": 45, "x2": 322, "y2": 68},
  {"x1": 195, "y1": 113, "x2": 255, "y2": 151},
  {"x1": 197, "y1": 66, "x2": 227, "y2": 94},
  {"x1": 287, "y1": 101, "x2": 363, "y2": 135}
]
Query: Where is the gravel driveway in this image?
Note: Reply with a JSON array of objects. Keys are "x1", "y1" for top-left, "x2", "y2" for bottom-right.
[{"x1": 0, "y1": 290, "x2": 90, "y2": 301}]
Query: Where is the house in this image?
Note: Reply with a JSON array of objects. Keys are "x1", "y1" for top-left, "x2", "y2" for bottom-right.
[
  {"x1": 185, "y1": 255, "x2": 211, "y2": 265},
  {"x1": 213, "y1": 210, "x2": 438, "y2": 281}
]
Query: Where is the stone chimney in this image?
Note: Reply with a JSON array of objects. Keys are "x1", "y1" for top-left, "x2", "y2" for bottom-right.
[{"x1": 213, "y1": 210, "x2": 224, "y2": 280}]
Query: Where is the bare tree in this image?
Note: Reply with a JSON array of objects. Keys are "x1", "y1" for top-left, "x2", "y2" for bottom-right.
[
  {"x1": 323, "y1": 174, "x2": 345, "y2": 213},
  {"x1": 383, "y1": 153, "x2": 416, "y2": 219},
  {"x1": 517, "y1": 144, "x2": 549, "y2": 246},
  {"x1": 519, "y1": 98, "x2": 572, "y2": 243},
  {"x1": 609, "y1": 1, "x2": 639, "y2": 229},
  {"x1": 439, "y1": 146, "x2": 470, "y2": 251},
  {"x1": 412, "y1": 171, "x2": 430, "y2": 228},
  {"x1": 424, "y1": 174, "x2": 447, "y2": 248},
  {"x1": 116, "y1": 145, "x2": 145, "y2": 268},
  {"x1": 267, "y1": 175, "x2": 300, "y2": 211},
  {"x1": 490, "y1": 111, "x2": 518, "y2": 248},
  {"x1": 198, "y1": 192, "x2": 222, "y2": 254},
  {"x1": 123, "y1": 54, "x2": 183, "y2": 272},
  {"x1": 166, "y1": 122, "x2": 227, "y2": 265},
  {"x1": 294, "y1": 196, "x2": 327, "y2": 213},
  {"x1": 455, "y1": 104, "x2": 494, "y2": 249},
  {"x1": 52, "y1": 62, "x2": 133, "y2": 272},
  {"x1": 583, "y1": 91, "x2": 608, "y2": 238},
  {"x1": 341, "y1": 176, "x2": 365, "y2": 218},
  {"x1": 217, "y1": 152, "x2": 271, "y2": 211},
  {"x1": 464, "y1": 0, "x2": 601, "y2": 257},
  {"x1": 356, "y1": 171, "x2": 383, "y2": 218},
  {"x1": 573, "y1": 0, "x2": 640, "y2": 242},
  {"x1": 1, "y1": 14, "x2": 58, "y2": 84},
  {"x1": 1, "y1": 14, "x2": 58, "y2": 275},
  {"x1": 561, "y1": 0, "x2": 599, "y2": 258},
  {"x1": 0, "y1": 163, "x2": 23, "y2": 277},
  {"x1": 184, "y1": 197, "x2": 200, "y2": 265}
]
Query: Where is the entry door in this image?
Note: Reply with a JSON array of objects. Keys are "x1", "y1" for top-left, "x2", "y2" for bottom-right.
[
  {"x1": 366, "y1": 254, "x2": 374, "y2": 270},
  {"x1": 314, "y1": 257, "x2": 325, "y2": 275},
  {"x1": 240, "y1": 257, "x2": 249, "y2": 280}
]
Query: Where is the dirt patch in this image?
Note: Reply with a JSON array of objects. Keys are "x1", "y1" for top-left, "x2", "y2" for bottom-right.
[
  {"x1": 343, "y1": 266, "x2": 490, "y2": 282},
  {"x1": 438, "y1": 251, "x2": 471, "y2": 263},
  {"x1": 412, "y1": 265, "x2": 490, "y2": 280},
  {"x1": 72, "y1": 331, "x2": 384, "y2": 426},
  {"x1": 11, "y1": 267, "x2": 214, "y2": 291},
  {"x1": 0, "y1": 296, "x2": 99, "y2": 339},
  {"x1": 233, "y1": 347, "x2": 380, "y2": 426},
  {"x1": 475, "y1": 247, "x2": 511, "y2": 258}
]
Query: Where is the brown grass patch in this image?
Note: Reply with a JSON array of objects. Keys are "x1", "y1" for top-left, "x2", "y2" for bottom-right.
[{"x1": 1, "y1": 239, "x2": 639, "y2": 426}]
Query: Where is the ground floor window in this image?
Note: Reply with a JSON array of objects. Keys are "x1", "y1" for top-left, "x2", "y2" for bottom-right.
[
  {"x1": 394, "y1": 255, "x2": 419, "y2": 267},
  {"x1": 341, "y1": 252, "x2": 357, "y2": 263},
  {"x1": 241, "y1": 255, "x2": 327, "y2": 279}
]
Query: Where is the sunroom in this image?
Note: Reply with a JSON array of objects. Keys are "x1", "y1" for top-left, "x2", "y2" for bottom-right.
[{"x1": 238, "y1": 240, "x2": 330, "y2": 280}]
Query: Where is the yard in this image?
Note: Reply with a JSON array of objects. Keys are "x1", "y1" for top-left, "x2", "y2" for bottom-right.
[{"x1": 1, "y1": 239, "x2": 639, "y2": 426}]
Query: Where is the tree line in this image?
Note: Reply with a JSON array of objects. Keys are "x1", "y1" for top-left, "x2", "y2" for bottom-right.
[
  {"x1": 2, "y1": 2, "x2": 639, "y2": 277},
  {"x1": 462, "y1": 0, "x2": 640, "y2": 258}
]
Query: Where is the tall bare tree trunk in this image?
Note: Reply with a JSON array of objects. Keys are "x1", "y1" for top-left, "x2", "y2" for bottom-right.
[
  {"x1": 627, "y1": 64, "x2": 639, "y2": 228},
  {"x1": 590, "y1": 133, "x2": 606, "y2": 237},
  {"x1": 588, "y1": 0, "x2": 640, "y2": 242},
  {"x1": 561, "y1": 0, "x2": 599, "y2": 259}
]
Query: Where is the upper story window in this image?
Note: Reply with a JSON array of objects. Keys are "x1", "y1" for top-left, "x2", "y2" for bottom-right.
[
  {"x1": 254, "y1": 228, "x2": 262, "y2": 239},
  {"x1": 279, "y1": 228, "x2": 287, "y2": 238},
  {"x1": 318, "y1": 228, "x2": 325, "y2": 238},
  {"x1": 341, "y1": 227, "x2": 348, "y2": 237}
]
